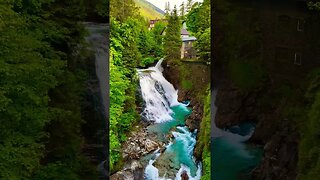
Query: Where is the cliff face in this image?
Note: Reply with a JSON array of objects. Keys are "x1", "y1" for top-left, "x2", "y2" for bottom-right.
[
  {"x1": 213, "y1": 1, "x2": 320, "y2": 179},
  {"x1": 212, "y1": 62, "x2": 299, "y2": 179}
]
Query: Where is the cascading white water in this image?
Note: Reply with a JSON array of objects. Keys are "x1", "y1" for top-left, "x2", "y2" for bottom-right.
[
  {"x1": 138, "y1": 59, "x2": 201, "y2": 180},
  {"x1": 138, "y1": 58, "x2": 182, "y2": 123}
]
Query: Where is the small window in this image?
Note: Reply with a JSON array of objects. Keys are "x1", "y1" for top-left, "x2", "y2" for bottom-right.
[
  {"x1": 294, "y1": 52, "x2": 302, "y2": 65},
  {"x1": 297, "y1": 19, "x2": 305, "y2": 32}
]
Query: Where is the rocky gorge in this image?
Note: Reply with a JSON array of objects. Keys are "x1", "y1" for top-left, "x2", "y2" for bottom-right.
[{"x1": 110, "y1": 60, "x2": 210, "y2": 180}]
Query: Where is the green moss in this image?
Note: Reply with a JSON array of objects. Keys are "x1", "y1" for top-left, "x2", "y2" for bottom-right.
[
  {"x1": 228, "y1": 60, "x2": 266, "y2": 91},
  {"x1": 195, "y1": 88, "x2": 211, "y2": 180},
  {"x1": 297, "y1": 69, "x2": 320, "y2": 179},
  {"x1": 182, "y1": 80, "x2": 193, "y2": 90}
]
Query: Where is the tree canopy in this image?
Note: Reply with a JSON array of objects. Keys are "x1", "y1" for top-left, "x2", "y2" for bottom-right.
[{"x1": 0, "y1": 0, "x2": 107, "y2": 178}]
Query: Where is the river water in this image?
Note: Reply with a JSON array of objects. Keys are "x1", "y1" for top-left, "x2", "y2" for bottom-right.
[
  {"x1": 211, "y1": 90, "x2": 262, "y2": 180},
  {"x1": 138, "y1": 59, "x2": 201, "y2": 180}
]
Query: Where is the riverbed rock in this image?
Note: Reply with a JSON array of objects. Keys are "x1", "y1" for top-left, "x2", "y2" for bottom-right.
[
  {"x1": 122, "y1": 126, "x2": 162, "y2": 160},
  {"x1": 181, "y1": 171, "x2": 189, "y2": 180},
  {"x1": 185, "y1": 103, "x2": 203, "y2": 131},
  {"x1": 110, "y1": 160, "x2": 143, "y2": 180},
  {"x1": 153, "y1": 152, "x2": 180, "y2": 179}
]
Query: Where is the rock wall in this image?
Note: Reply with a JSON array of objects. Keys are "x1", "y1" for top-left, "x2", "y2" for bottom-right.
[{"x1": 212, "y1": 64, "x2": 299, "y2": 179}]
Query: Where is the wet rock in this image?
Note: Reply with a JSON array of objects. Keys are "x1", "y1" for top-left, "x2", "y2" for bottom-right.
[
  {"x1": 181, "y1": 171, "x2": 189, "y2": 180},
  {"x1": 251, "y1": 131, "x2": 298, "y2": 180},
  {"x1": 110, "y1": 160, "x2": 143, "y2": 180},
  {"x1": 110, "y1": 170, "x2": 134, "y2": 180},
  {"x1": 154, "y1": 153, "x2": 180, "y2": 179},
  {"x1": 145, "y1": 139, "x2": 159, "y2": 152},
  {"x1": 122, "y1": 126, "x2": 162, "y2": 160},
  {"x1": 160, "y1": 146, "x2": 166, "y2": 153}
]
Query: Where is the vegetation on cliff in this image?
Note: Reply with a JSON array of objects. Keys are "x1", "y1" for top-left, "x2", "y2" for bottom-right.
[
  {"x1": 198, "y1": 89, "x2": 211, "y2": 180},
  {"x1": 298, "y1": 69, "x2": 320, "y2": 179},
  {"x1": 185, "y1": 1, "x2": 211, "y2": 179},
  {"x1": 109, "y1": 0, "x2": 164, "y2": 172}
]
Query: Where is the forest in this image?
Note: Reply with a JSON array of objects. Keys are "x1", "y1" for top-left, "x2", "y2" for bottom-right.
[{"x1": 0, "y1": 0, "x2": 107, "y2": 179}]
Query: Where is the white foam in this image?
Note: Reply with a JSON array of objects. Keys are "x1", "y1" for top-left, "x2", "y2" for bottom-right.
[{"x1": 138, "y1": 59, "x2": 181, "y2": 123}]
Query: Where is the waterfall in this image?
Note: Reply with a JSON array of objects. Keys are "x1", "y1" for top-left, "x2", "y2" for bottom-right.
[
  {"x1": 138, "y1": 58, "x2": 183, "y2": 123},
  {"x1": 138, "y1": 59, "x2": 201, "y2": 180}
]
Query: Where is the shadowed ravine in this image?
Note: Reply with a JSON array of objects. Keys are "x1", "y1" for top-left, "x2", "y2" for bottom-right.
[
  {"x1": 211, "y1": 90, "x2": 262, "y2": 179},
  {"x1": 84, "y1": 22, "x2": 109, "y2": 177}
]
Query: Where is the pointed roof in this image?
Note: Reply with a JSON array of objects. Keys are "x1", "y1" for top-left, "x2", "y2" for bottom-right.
[
  {"x1": 181, "y1": 28, "x2": 190, "y2": 35},
  {"x1": 182, "y1": 36, "x2": 197, "y2": 42}
]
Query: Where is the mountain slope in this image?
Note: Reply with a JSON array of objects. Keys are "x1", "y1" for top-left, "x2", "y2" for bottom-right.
[{"x1": 134, "y1": 0, "x2": 165, "y2": 19}]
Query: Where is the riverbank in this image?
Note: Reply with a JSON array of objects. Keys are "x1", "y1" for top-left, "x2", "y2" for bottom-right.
[{"x1": 163, "y1": 61, "x2": 211, "y2": 173}]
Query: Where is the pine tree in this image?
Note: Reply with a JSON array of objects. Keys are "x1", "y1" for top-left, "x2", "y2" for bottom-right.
[
  {"x1": 186, "y1": 0, "x2": 194, "y2": 12},
  {"x1": 164, "y1": 5, "x2": 182, "y2": 64},
  {"x1": 165, "y1": 1, "x2": 171, "y2": 18},
  {"x1": 180, "y1": 2, "x2": 186, "y2": 19}
]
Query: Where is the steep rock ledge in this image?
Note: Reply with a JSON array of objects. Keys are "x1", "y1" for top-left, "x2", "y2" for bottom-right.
[{"x1": 212, "y1": 63, "x2": 298, "y2": 179}]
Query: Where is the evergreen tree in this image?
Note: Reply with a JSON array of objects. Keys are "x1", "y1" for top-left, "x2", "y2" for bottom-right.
[
  {"x1": 110, "y1": 0, "x2": 139, "y2": 22},
  {"x1": 165, "y1": 2, "x2": 171, "y2": 18},
  {"x1": 180, "y1": 2, "x2": 186, "y2": 20},
  {"x1": 186, "y1": 0, "x2": 211, "y2": 62},
  {"x1": 0, "y1": 0, "x2": 98, "y2": 178},
  {"x1": 164, "y1": 5, "x2": 182, "y2": 63},
  {"x1": 186, "y1": 0, "x2": 194, "y2": 13}
]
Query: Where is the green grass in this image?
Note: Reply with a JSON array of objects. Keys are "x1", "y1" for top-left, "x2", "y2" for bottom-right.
[{"x1": 134, "y1": 0, "x2": 164, "y2": 20}]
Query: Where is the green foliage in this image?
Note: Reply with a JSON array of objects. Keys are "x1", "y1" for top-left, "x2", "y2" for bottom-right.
[
  {"x1": 197, "y1": 89, "x2": 211, "y2": 180},
  {"x1": 109, "y1": 0, "x2": 166, "y2": 170},
  {"x1": 109, "y1": 15, "x2": 145, "y2": 172},
  {"x1": 141, "y1": 57, "x2": 157, "y2": 66},
  {"x1": 298, "y1": 69, "x2": 320, "y2": 179},
  {"x1": 110, "y1": 0, "x2": 139, "y2": 22},
  {"x1": 96, "y1": 0, "x2": 109, "y2": 17},
  {"x1": 228, "y1": 61, "x2": 266, "y2": 91},
  {"x1": 186, "y1": 0, "x2": 211, "y2": 61},
  {"x1": 164, "y1": 6, "x2": 182, "y2": 62},
  {"x1": 0, "y1": 0, "x2": 97, "y2": 178},
  {"x1": 33, "y1": 162, "x2": 79, "y2": 180},
  {"x1": 194, "y1": 28, "x2": 211, "y2": 62},
  {"x1": 186, "y1": 0, "x2": 210, "y2": 34},
  {"x1": 182, "y1": 80, "x2": 193, "y2": 90},
  {"x1": 308, "y1": 2, "x2": 320, "y2": 11}
]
